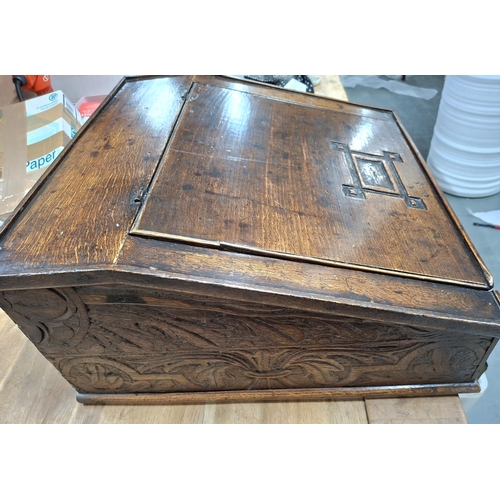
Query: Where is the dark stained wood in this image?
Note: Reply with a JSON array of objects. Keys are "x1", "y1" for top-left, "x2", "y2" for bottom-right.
[
  {"x1": 0, "y1": 283, "x2": 495, "y2": 399},
  {"x1": 0, "y1": 307, "x2": 463, "y2": 423},
  {"x1": 77, "y1": 384, "x2": 480, "y2": 406},
  {"x1": 390, "y1": 111, "x2": 492, "y2": 286},
  {"x1": 133, "y1": 81, "x2": 488, "y2": 287},
  {"x1": 196, "y1": 75, "x2": 396, "y2": 118},
  {"x1": 114, "y1": 238, "x2": 500, "y2": 337},
  {"x1": 0, "y1": 75, "x2": 499, "y2": 405}
]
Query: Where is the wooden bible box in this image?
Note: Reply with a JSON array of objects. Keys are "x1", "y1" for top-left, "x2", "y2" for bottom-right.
[{"x1": 1, "y1": 75, "x2": 499, "y2": 405}]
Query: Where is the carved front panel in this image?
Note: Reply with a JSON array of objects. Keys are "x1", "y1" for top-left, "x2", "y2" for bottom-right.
[
  {"x1": 0, "y1": 287, "x2": 89, "y2": 348},
  {"x1": 47, "y1": 341, "x2": 491, "y2": 394},
  {"x1": 0, "y1": 286, "x2": 493, "y2": 394}
]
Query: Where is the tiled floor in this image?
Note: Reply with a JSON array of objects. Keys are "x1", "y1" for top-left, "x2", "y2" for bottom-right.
[{"x1": 340, "y1": 76, "x2": 500, "y2": 423}]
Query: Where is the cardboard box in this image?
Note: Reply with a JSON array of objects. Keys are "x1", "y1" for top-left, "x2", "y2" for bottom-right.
[{"x1": 0, "y1": 91, "x2": 83, "y2": 222}]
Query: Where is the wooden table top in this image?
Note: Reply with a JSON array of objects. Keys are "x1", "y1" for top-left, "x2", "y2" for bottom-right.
[{"x1": 0, "y1": 76, "x2": 468, "y2": 424}]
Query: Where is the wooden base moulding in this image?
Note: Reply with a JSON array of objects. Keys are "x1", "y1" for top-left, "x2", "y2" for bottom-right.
[{"x1": 77, "y1": 383, "x2": 481, "y2": 406}]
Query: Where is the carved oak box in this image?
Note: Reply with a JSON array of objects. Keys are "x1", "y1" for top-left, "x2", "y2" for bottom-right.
[{"x1": 1, "y1": 75, "x2": 499, "y2": 405}]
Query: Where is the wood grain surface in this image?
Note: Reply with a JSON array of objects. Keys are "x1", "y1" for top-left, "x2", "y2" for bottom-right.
[
  {"x1": 0, "y1": 308, "x2": 468, "y2": 423},
  {"x1": 115, "y1": 237, "x2": 500, "y2": 337},
  {"x1": 365, "y1": 396, "x2": 468, "y2": 424},
  {"x1": 2, "y1": 284, "x2": 491, "y2": 397},
  {"x1": 133, "y1": 80, "x2": 487, "y2": 287},
  {"x1": 0, "y1": 75, "x2": 474, "y2": 423}
]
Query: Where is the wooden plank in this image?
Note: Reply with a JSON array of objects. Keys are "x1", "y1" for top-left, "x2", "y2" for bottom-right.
[
  {"x1": 133, "y1": 80, "x2": 486, "y2": 286},
  {"x1": 202, "y1": 400, "x2": 368, "y2": 424},
  {"x1": 0, "y1": 315, "x2": 79, "y2": 424},
  {"x1": 315, "y1": 75, "x2": 349, "y2": 101},
  {"x1": 203, "y1": 76, "x2": 382, "y2": 119},
  {"x1": 0, "y1": 311, "x2": 28, "y2": 393},
  {"x1": 72, "y1": 400, "x2": 368, "y2": 424},
  {"x1": 365, "y1": 396, "x2": 468, "y2": 424},
  {"x1": 71, "y1": 402, "x2": 207, "y2": 424},
  {"x1": 115, "y1": 238, "x2": 500, "y2": 336}
]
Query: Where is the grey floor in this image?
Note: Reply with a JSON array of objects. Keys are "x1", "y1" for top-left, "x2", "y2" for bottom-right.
[{"x1": 340, "y1": 76, "x2": 500, "y2": 424}]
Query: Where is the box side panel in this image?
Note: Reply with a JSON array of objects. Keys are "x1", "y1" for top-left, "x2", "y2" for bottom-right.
[
  {"x1": 0, "y1": 286, "x2": 493, "y2": 396},
  {"x1": 114, "y1": 237, "x2": 500, "y2": 336}
]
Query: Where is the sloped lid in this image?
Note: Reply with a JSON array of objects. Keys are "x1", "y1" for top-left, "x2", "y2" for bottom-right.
[{"x1": 132, "y1": 82, "x2": 490, "y2": 288}]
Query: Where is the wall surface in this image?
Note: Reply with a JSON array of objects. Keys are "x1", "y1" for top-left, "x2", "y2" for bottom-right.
[
  {"x1": 50, "y1": 75, "x2": 124, "y2": 103},
  {"x1": 0, "y1": 76, "x2": 19, "y2": 108}
]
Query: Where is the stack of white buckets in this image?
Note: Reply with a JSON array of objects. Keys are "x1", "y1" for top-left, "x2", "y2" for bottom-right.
[
  {"x1": 427, "y1": 76, "x2": 499, "y2": 412},
  {"x1": 427, "y1": 75, "x2": 500, "y2": 198}
]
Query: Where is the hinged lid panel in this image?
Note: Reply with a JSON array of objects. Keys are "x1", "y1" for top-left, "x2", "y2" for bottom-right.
[{"x1": 133, "y1": 82, "x2": 489, "y2": 288}]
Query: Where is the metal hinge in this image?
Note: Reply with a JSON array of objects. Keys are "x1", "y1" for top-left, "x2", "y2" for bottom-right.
[{"x1": 133, "y1": 187, "x2": 147, "y2": 205}]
